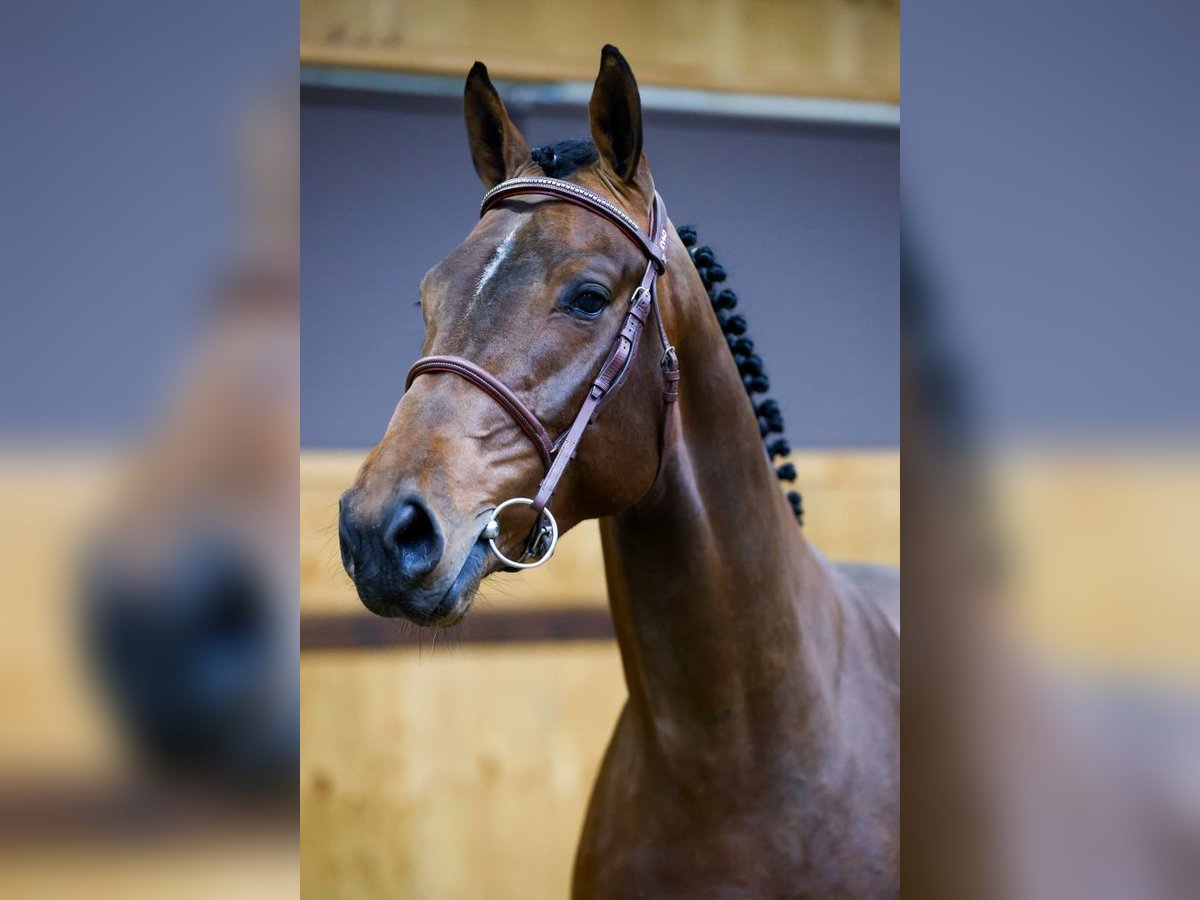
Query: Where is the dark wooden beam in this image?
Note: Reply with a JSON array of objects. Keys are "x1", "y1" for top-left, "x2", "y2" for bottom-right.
[{"x1": 301, "y1": 607, "x2": 615, "y2": 651}]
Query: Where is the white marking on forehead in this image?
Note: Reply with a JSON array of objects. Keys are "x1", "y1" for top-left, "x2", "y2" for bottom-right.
[{"x1": 474, "y1": 222, "x2": 522, "y2": 300}]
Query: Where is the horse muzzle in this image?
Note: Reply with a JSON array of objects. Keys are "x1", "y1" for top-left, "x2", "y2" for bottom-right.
[{"x1": 339, "y1": 491, "x2": 480, "y2": 624}]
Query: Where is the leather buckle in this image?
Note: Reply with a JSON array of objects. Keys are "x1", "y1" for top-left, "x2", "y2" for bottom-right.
[{"x1": 661, "y1": 344, "x2": 678, "y2": 370}]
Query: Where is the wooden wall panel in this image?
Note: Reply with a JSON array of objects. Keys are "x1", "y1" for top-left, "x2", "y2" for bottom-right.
[
  {"x1": 302, "y1": 449, "x2": 901, "y2": 615},
  {"x1": 301, "y1": 644, "x2": 626, "y2": 899},
  {"x1": 300, "y1": 0, "x2": 900, "y2": 102},
  {"x1": 0, "y1": 458, "x2": 126, "y2": 778},
  {"x1": 994, "y1": 452, "x2": 1200, "y2": 678},
  {"x1": 0, "y1": 844, "x2": 297, "y2": 900}
]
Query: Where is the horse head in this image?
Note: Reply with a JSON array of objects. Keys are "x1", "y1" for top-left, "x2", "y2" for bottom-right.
[{"x1": 339, "y1": 47, "x2": 682, "y2": 625}]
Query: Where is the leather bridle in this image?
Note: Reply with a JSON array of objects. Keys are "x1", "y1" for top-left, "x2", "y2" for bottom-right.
[{"x1": 404, "y1": 176, "x2": 678, "y2": 569}]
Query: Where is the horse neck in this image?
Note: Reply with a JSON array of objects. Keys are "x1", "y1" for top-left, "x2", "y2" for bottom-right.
[{"x1": 599, "y1": 247, "x2": 842, "y2": 763}]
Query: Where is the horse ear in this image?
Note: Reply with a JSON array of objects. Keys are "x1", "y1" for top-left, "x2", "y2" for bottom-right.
[
  {"x1": 463, "y1": 62, "x2": 531, "y2": 188},
  {"x1": 588, "y1": 45, "x2": 644, "y2": 183}
]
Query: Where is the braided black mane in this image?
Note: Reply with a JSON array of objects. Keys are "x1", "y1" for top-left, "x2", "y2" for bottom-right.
[
  {"x1": 528, "y1": 142, "x2": 803, "y2": 524},
  {"x1": 676, "y1": 225, "x2": 804, "y2": 525}
]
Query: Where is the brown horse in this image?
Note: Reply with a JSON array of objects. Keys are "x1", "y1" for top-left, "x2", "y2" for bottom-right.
[{"x1": 339, "y1": 46, "x2": 899, "y2": 898}]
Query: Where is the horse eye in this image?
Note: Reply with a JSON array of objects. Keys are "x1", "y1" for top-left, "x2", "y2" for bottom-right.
[{"x1": 567, "y1": 289, "x2": 607, "y2": 319}]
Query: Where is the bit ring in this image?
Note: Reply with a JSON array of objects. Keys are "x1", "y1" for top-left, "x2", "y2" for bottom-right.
[{"x1": 482, "y1": 498, "x2": 559, "y2": 570}]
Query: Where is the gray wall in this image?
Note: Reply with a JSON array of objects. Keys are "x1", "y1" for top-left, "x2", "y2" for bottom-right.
[
  {"x1": 0, "y1": 4, "x2": 295, "y2": 441},
  {"x1": 301, "y1": 88, "x2": 898, "y2": 448}
]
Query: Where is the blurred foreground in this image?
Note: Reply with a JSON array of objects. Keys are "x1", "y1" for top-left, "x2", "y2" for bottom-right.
[
  {"x1": 904, "y1": 252, "x2": 1200, "y2": 899},
  {"x1": 903, "y1": 4, "x2": 1200, "y2": 895},
  {"x1": 0, "y1": 5, "x2": 297, "y2": 893}
]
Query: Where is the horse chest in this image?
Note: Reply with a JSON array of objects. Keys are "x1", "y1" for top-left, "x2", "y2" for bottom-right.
[
  {"x1": 574, "y1": 708, "x2": 897, "y2": 899},
  {"x1": 576, "y1": 800, "x2": 893, "y2": 900}
]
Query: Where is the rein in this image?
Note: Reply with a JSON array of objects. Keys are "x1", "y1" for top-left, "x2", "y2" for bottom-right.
[{"x1": 405, "y1": 176, "x2": 678, "y2": 569}]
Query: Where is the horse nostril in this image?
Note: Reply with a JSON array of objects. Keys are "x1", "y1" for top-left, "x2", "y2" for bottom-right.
[{"x1": 384, "y1": 498, "x2": 443, "y2": 583}]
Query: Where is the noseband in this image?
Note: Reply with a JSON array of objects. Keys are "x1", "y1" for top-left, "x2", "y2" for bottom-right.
[{"x1": 405, "y1": 176, "x2": 678, "y2": 569}]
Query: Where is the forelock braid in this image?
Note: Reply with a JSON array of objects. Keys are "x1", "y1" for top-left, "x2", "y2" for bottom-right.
[{"x1": 676, "y1": 225, "x2": 804, "y2": 526}]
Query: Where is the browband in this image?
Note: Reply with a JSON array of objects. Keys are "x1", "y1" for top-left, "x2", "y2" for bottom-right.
[{"x1": 481, "y1": 176, "x2": 668, "y2": 274}]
